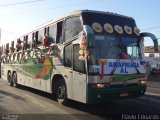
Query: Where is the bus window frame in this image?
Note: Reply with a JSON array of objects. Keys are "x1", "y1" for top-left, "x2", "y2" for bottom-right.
[
  {"x1": 56, "y1": 21, "x2": 63, "y2": 44},
  {"x1": 73, "y1": 44, "x2": 85, "y2": 73},
  {"x1": 64, "y1": 43, "x2": 72, "y2": 68},
  {"x1": 64, "y1": 16, "x2": 83, "y2": 43},
  {"x1": 48, "y1": 24, "x2": 57, "y2": 43}
]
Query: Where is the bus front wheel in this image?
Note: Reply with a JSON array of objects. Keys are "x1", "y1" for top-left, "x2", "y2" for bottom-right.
[{"x1": 56, "y1": 80, "x2": 67, "y2": 105}]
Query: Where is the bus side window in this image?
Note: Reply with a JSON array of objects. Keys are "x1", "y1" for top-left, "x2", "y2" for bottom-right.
[
  {"x1": 28, "y1": 33, "x2": 32, "y2": 49},
  {"x1": 64, "y1": 16, "x2": 82, "y2": 42},
  {"x1": 49, "y1": 24, "x2": 57, "y2": 43},
  {"x1": 39, "y1": 28, "x2": 44, "y2": 45},
  {"x1": 6, "y1": 43, "x2": 9, "y2": 54},
  {"x1": 24, "y1": 35, "x2": 30, "y2": 50},
  {"x1": 56, "y1": 22, "x2": 63, "y2": 43},
  {"x1": 73, "y1": 44, "x2": 85, "y2": 73},
  {"x1": 64, "y1": 43, "x2": 72, "y2": 67},
  {"x1": 14, "y1": 53, "x2": 18, "y2": 62},
  {"x1": 35, "y1": 31, "x2": 39, "y2": 41},
  {"x1": 1, "y1": 45, "x2": 3, "y2": 54},
  {"x1": 11, "y1": 41, "x2": 14, "y2": 48}
]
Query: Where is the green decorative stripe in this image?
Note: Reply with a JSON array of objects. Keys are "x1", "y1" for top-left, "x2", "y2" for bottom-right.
[{"x1": 113, "y1": 74, "x2": 146, "y2": 82}]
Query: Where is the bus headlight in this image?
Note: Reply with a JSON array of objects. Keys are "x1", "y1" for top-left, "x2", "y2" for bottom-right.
[
  {"x1": 138, "y1": 80, "x2": 146, "y2": 85},
  {"x1": 91, "y1": 83, "x2": 110, "y2": 88}
]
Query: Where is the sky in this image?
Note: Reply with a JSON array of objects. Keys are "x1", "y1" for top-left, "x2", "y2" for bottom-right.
[{"x1": 0, "y1": 0, "x2": 160, "y2": 46}]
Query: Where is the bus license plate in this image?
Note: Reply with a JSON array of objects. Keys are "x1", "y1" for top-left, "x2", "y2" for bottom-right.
[{"x1": 120, "y1": 92, "x2": 129, "y2": 97}]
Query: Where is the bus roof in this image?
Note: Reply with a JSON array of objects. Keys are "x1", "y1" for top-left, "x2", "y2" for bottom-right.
[
  {"x1": 13, "y1": 10, "x2": 135, "y2": 42},
  {"x1": 66, "y1": 10, "x2": 134, "y2": 20},
  {"x1": 35, "y1": 10, "x2": 134, "y2": 29}
]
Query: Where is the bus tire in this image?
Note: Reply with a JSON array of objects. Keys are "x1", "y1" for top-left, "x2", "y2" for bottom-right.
[
  {"x1": 56, "y1": 80, "x2": 67, "y2": 105},
  {"x1": 12, "y1": 72, "x2": 18, "y2": 88},
  {"x1": 7, "y1": 72, "x2": 12, "y2": 86}
]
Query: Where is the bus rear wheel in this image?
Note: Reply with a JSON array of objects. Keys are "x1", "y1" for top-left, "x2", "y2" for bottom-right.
[
  {"x1": 7, "y1": 72, "x2": 12, "y2": 86},
  {"x1": 12, "y1": 73, "x2": 18, "y2": 88},
  {"x1": 56, "y1": 80, "x2": 67, "y2": 105}
]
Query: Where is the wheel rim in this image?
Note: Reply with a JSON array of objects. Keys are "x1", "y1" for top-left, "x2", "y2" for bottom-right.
[
  {"x1": 57, "y1": 84, "x2": 66, "y2": 100},
  {"x1": 7, "y1": 73, "x2": 11, "y2": 84},
  {"x1": 13, "y1": 73, "x2": 17, "y2": 87}
]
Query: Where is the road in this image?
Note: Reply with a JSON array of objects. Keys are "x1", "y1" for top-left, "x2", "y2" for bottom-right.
[{"x1": 0, "y1": 79, "x2": 160, "y2": 120}]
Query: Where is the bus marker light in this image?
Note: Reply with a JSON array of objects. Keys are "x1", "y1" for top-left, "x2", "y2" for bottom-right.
[
  {"x1": 104, "y1": 23, "x2": 113, "y2": 33},
  {"x1": 134, "y1": 27, "x2": 140, "y2": 36}
]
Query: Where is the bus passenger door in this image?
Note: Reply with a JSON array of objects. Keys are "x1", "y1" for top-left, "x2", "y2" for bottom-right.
[
  {"x1": 63, "y1": 43, "x2": 74, "y2": 99},
  {"x1": 72, "y1": 44, "x2": 87, "y2": 103}
]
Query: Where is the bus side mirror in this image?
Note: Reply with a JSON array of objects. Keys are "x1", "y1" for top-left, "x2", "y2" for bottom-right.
[
  {"x1": 140, "y1": 32, "x2": 159, "y2": 51},
  {"x1": 83, "y1": 25, "x2": 95, "y2": 48}
]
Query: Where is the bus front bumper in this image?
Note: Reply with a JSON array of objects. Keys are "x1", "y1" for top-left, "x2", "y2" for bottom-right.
[{"x1": 87, "y1": 84, "x2": 146, "y2": 104}]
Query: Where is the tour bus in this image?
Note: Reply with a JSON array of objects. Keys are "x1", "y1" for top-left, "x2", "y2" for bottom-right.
[{"x1": 0, "y1": 10, "x2": 158, "y2": 104}]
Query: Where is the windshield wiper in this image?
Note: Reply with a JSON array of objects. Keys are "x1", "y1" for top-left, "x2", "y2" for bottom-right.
[
  {"x1": 128, "y1": 54, "x2": 140, "y2": 74},
  {"x1": 110, "y1": 54, "x2": 121, "y2": 75}
]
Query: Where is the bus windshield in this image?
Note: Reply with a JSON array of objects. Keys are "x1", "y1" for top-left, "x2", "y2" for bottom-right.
[{"x1": 89, "y1": 35, "x2": 141, "y2": 65}]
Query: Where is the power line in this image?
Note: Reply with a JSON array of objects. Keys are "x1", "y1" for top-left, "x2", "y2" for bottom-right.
[
  {"x1": 142, "y1": 26, "x2": 160, "y2": 31},
  {"x1": 0, "y1": 0, "x2": 104, "y2": 16},
  {"x1": 0, "y1": 0, "x2": 44, "y2": 7}
]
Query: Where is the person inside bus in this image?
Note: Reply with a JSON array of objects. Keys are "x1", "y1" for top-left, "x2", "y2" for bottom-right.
[
  {"x1": 121, "y1": 52, "x2": 129, "y2": 59},
  {"x1": 56, "y1": 22, "x2": 63, "y2": 43},
  {"x1": 121, "y1": 46, "x2": 129, "y2": 59},
  {"x1": 43, "y1": 34, "x2": 49, "y2": 48},
  {"x1": 57, "y1": 30, "x2": 62, "y2": 43}
]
